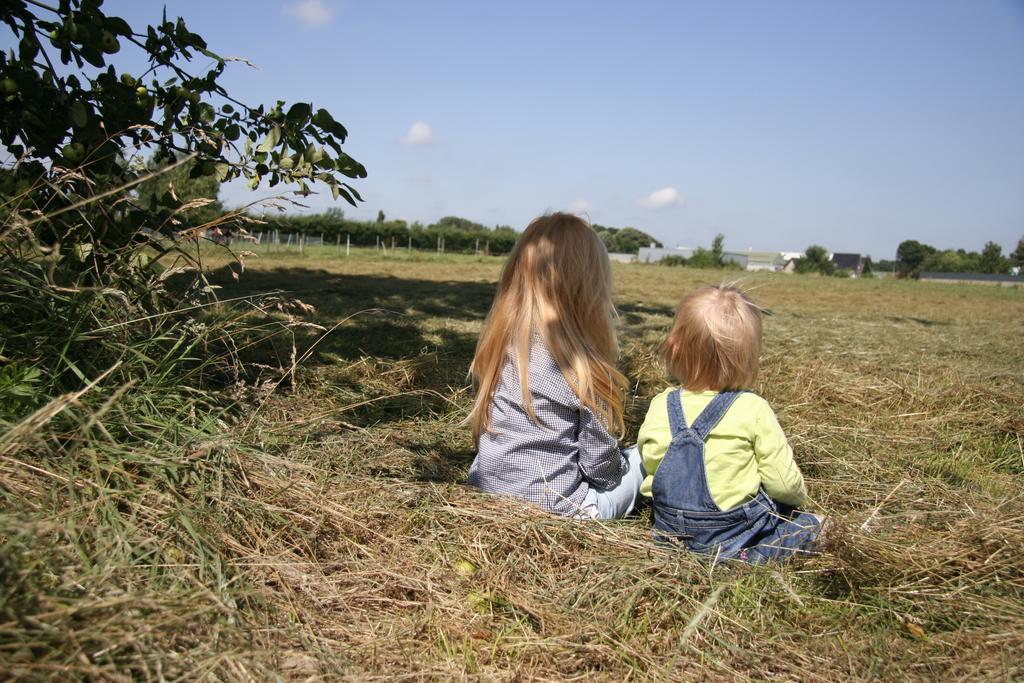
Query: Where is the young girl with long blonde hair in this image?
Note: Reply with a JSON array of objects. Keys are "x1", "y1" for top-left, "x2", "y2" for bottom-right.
[{"x1": 467, "y1": 213, "x2": 644, "y2": 518}]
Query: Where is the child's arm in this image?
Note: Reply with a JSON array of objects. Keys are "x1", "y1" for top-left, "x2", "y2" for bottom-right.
[
  {"x1": 637, "y1": 391, "x2": 671, "y2": 488},
  {"x1": 577, "y1": 406, "x2": 627, "y2": 489},
  {"x1": 752, "y1": 402, "x2": 808, "y2": 507}
]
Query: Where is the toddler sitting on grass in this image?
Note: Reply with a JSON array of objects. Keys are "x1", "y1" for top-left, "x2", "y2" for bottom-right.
[{"x1": 638, "y1": 284, "x2": 824, "y2": 563}]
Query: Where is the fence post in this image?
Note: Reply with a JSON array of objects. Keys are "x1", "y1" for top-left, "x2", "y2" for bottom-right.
[
  {"x1": 408, "y1": 234, "x2": 412, "y2": 251},
  {"x1": 475, "y1": 238, "x2": 479, "y2": 256},
  {"x1": 346, "y1": 233, "x2": 350, "y2": 257},
  {"x1": 336, "y1": 233, "x2": 341, "y2": 255}
]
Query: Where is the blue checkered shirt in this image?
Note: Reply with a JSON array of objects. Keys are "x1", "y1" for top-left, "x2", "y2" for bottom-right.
[{"x1": 467, "y1": 337, "x2": 627, "y2": 516}]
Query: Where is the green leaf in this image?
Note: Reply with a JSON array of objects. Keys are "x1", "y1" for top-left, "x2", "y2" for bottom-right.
[
  {"x1": 335, "y1": 186, "x2": 356, "y2": 206},
  {"x1": 199, "y1": 47, "x2": 225, "y2": 64},
  {"x1": 286, "y1": 102, "x2": 311, "y2": 123},
  {"x1": 255, "y1": 125, "x2": 281, "y2": 153},
  {"x1": 19, "y1": 34, "x2": 39, "y2": 62},
  {"x1": 302, "y1": 143, "x2": 322, "y2": 163},
  {"x1": 342, "y1": 183, "x2": 363, "y2": 202},
  {"x1": 312, "y1": 108, "x2": 334, "y2": 128},
  {"x1": 330, "y1": 121, "x2": 349, "y2": 141},
  {"x1": 70, "y1": 100, "x2": 87, "y2": 128},
  {"x1": 81, "y1": 45, "x2": 106, "y2": 68},
  {"x1": 104, "y1": 16, "x2": 132, "y2": 36},
  {"x1": 198, "y1": 103, "x2": 215, "y2": 123},
  {"x1": 334, "y1": 154, "x2": 367, "y2": 179}
]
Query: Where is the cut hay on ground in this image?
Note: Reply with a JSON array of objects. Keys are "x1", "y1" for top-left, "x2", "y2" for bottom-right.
[{"x1": 2, "y1": 249, "x2": 1022, "y2": 680}]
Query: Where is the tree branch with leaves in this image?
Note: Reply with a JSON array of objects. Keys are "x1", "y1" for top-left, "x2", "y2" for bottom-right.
[{"x1": 1, "y1": 0, "x2": 365, "y2": 268}]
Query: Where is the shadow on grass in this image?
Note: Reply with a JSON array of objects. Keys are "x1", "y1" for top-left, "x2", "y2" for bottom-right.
[
  {"x1": 618, "y1": 301, "x2": 676, "y2": 322},
  {"x1": 206, "y1": 265, "x2": 496, "y2": 366},
  {"x1": 200, "y1": 265, "x2": 672, "y2": 484},
  {"x1": 885, "y1": 316, "x2": 952, "y2": 327},
  {"x1": 403, "y1": 440, "x2": 476, "y2": 484},
  {"x1": 210, "y1": 265, "x2": 496, "y2": 320}
]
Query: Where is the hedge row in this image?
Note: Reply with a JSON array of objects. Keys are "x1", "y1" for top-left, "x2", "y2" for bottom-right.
[{"x1": 249, "y1": 211, "x2": 520, "y2": 254}]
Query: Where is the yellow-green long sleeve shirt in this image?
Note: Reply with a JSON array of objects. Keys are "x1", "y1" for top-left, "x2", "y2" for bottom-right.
[{"x1": 638, "y1": 388, "x2": 807, "y2": 511}]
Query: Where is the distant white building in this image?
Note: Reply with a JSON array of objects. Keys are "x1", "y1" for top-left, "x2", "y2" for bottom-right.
[
  {"x1": 723, "y1": 250, "x2": 786, "y2": 271},
  {"x1": 637, "y1": 246, "x2": 695, "y2": 263},
  {"x1": 607, "y1": 252, "x2": 636, "y2": 263},
  {"x1": 638, "y1": 245, "x2": 807, "y2": 272}
]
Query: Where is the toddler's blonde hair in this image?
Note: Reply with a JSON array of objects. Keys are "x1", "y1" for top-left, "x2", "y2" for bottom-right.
[
  {"x1": 661, "y1": 284, "x2": 764, "y2": 391},
  {"x1": 468, "y1": 213, "x2": 626, "y2": 444}
]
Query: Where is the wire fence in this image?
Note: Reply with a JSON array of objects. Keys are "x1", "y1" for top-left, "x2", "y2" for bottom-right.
[{"x1": 216, "y1": 230, "x2": 490, "y2": 257}]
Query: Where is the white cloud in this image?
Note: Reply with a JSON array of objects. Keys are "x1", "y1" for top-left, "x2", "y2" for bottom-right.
[
  {"x1": 569, "y1": 199, "x2": 591, "y2": 215},
  {"x1": 283, "y1": 0, "x2": 334, "y2": 28},
  {"x1": 637, "y1": 186, "x2": 681, "y2": 209},
  {"x1": 400, "y1": 121, "x2": 434, "y2": 146}
]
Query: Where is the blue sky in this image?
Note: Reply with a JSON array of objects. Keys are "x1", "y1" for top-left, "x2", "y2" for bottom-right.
[{"x1": 104, "y1": 0, "x2": 1024, "y2": 259}]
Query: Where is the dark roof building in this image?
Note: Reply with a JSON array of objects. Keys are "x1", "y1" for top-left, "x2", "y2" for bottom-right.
[
  {"x1": 831, "y1": 253, "x2": 863, "y2": 271},
  {"x1": 829, "y1": 252, "x2": 866, "y2": 276}
]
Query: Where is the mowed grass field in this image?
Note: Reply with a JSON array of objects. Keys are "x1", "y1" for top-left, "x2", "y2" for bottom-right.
[
  {"x1": 8, "y1": 245, "x2": 1020, "y2": 681},
  {"x1": 184, "y1": 246, "x2": 1022, "y2": 680}
]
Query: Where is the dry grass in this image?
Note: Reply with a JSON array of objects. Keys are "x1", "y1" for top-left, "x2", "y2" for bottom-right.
[{"x1": 2, "y1": 247, "x2": 1022, "y2": 680}]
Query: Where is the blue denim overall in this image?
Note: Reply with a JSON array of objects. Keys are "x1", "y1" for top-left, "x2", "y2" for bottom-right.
[{"x1": 651, "y1": 389, "x2": 821, "y2": 564}]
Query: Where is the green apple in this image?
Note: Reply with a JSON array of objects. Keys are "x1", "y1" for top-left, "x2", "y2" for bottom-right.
[{"x1": 62, "y1": 142, "x2": 86, "y2": 164}]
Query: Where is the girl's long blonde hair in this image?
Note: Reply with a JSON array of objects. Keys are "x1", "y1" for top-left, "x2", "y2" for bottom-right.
[{"x1": 468, "y1": 212, "x2": 626, "y2": 444}]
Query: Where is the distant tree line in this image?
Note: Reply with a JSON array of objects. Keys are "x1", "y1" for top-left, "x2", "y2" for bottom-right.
[
  {"x1": 250, "y1": 211, "x2": 665, "y2": 256},
  {"x1": 896, "y1": 238, "x2": 1024, "y2": 278},
  {"x1": 593, "y1": 225, "x2": 662, "y2": 253},
  {"x1": 253, "y1": 210, "x2": 518, "y2": 253}
]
